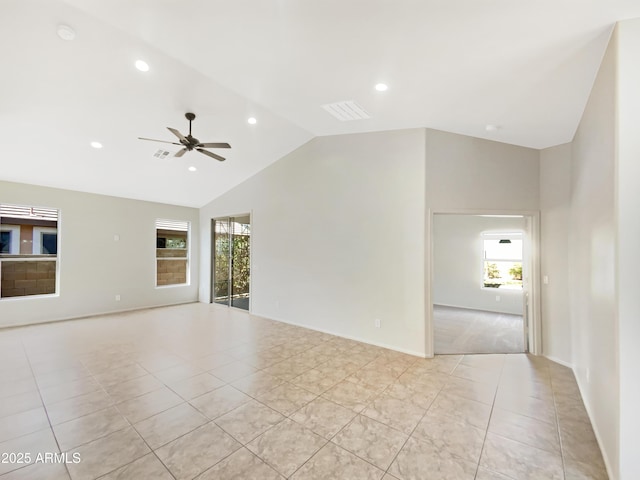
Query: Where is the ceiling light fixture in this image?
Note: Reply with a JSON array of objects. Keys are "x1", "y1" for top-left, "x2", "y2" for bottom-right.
[
  {"x1": 247, "y1": 117, "x2": 257, "y2": 125},
  {"x1": 375, "y1": 83, "x2": 388, "y2": 92},
  {"x1": 188, "y1": 166, "x2": 197, "y2": 172},
  {"x1": 90, "y1": 141, "x2": 103, "y2": 149},
  {"x1": 57, "y1": 25, "x2": 76, "y2": 41},
  {"x1": 135, "y1": 60, "x2": 150, "y2": 72}
]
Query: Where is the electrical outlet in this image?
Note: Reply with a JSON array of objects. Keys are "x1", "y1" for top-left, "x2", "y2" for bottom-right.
[
  {"x1": 495, "y1": 295, "x2": 501, "y2": 302},
  {"x1": 114, "y1": 234, "x2": 120, "y2": 242},
  {"x1": 115, "y1": 295, "x2": 121, "y2": 301},
  {"x1": 375, "y1": 319, "x2": 381, "y2": 328}
]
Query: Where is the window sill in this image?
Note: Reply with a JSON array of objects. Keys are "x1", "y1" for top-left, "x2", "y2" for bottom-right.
[
  {"x1": 0, "y1": 293, "x2": 59, "y2": 301},
  {"x1": 481, "y1": 286, "x2": 523, "y2": 292}
]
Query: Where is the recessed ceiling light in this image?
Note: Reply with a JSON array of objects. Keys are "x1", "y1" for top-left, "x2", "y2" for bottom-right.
[
  {"x1": 90, "y1": 141, "x2": 103, "y2": 149},
  {"x1": 135, "y1": 60, "x2": 149, "y2": 72},
  {"x1": 247, "y1": 117, "x2": 257, "y2": 125},
  {"x1": 188, "y1": 166, "x2": 197, "y2": 172},
  {"x1": 57, "y1": 25, "x2": 76, "y2": 41},
  {"x1": 485, "y1": 124, "x2": 501, "y2": 132},
  {"x1": 375, "y1": 83, "x2": 388, "y2": 92}
]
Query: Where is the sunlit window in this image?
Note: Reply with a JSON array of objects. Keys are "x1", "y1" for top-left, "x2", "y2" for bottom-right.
[{"x1": 482, "y1": 232, "x2": 522, "y2": 289}]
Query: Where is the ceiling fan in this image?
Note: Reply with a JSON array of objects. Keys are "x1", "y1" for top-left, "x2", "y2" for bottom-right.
[{"x1": 138, "y1": 113, "x2": 231, "y2": 161}]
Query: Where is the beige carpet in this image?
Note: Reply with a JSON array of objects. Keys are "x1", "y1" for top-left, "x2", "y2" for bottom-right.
[{"x1": 434, "y1": 304, "x2": 525, "y2": 354}]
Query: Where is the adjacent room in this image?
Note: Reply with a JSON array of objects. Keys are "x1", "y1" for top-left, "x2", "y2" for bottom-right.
[
  {"x1": 1, "y1": 1, "x2": 639, "y2": 480},
  {"x1": 432, "y1": 214, "x2": 527, "y2": 355}
]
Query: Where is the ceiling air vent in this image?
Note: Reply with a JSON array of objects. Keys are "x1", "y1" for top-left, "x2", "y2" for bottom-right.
[
  {"x1": 153, "y1": 149, "x2": 170, "y2": 159},
  {"x1": 322, "y1": 100, "x2": 371, "y2": 121}
]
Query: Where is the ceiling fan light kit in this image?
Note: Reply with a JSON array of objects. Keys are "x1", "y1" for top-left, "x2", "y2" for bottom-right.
[{"x1": 138, "y1": 113, "x2": 231, "y2": 161}]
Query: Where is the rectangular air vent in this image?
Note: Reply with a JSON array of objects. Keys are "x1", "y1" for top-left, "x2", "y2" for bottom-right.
[
  {"x1": 322, "y1": 100, "x2": 371, "y2": 121},
  {"x1": 153, "y1": 149, "x2": 170, "y2": 159}
]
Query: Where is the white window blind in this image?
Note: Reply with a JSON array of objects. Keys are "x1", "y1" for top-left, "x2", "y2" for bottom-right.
[
  {"x1": 156, "y1": 219, "x2": 188, "y2": 231},
  {"x1": 0, "y1": 204, "x2": 58, "y2": 221}
]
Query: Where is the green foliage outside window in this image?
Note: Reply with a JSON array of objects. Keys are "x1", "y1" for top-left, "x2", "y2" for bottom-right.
[
  {"x1": 215, "y1": 234, "x2": 250, "y2": 295},
  {"x1": 509, "y1": 264, "x2": 523, "y2": 280},
  {"x1": 166, "y1": 237, "x2": 186, "y2": 248},
  {"x1": 485, "y1": 262, "x2": 500, "y2": 279}
]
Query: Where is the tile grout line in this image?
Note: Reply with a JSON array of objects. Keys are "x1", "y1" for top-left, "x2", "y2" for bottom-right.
[
  {"x1": 166, "y1": 371, "x2": 313, "y2": 478},
  {"x1": 352, "y1": 357, "x2": 459, "y2": 475},
  {"x1": 379, "y1": 357, "x2": 464, "y2": 477},
  {"x1": 470, "y1": 354, "x2": 505, "y2": 480},
  {"x1": 46, "y1": 351, "x2": 178, "y2": 479},
  {"x1": 19, "y1": 339, "x2": 73, "y2": 480},
  {"x1": 116, "y1": 417, "x2": 178, "y2": 480},
  {"x1": 549, "y1": 368, "x2": 568, "y2": 480},
  {"x1": 228, "y1": 349, "x2": 402, "y2": 478}
]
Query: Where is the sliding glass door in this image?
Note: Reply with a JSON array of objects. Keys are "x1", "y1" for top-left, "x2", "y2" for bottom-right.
[{"x1": 213, "y1": 215, "x2": 250, "y2": 310}]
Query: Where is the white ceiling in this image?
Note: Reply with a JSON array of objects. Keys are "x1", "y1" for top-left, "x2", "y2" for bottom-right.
[{"x1": 2, "y1": 0, "x2": 639, "y2": 207}]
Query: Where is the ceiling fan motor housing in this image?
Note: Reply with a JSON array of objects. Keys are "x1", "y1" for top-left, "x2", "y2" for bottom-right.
[{"x1": 184, "y1": 135, "x2": 199, "y2": 149}]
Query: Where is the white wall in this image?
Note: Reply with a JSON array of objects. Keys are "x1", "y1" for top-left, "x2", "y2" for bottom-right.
[
  {"x1": 433, "y1": 214, "x2": 525, "y2": 315},
  {"x1": 200, "y1": 129, "x2": 427, "y2": 356},
  {"x1": 539, "y1": 143, "x2": 572, "y2": 365},
  {"x1": 616, "y1": 18, "x2": 640, "y2": 480},
  {"x1": 0, "y1": 180, "x2": 199, "y2": 327},
  {"x1": 425, "y1": 129, "x2": 540, "y2": 212},
  {"x1": 569, "y1": 31, "x2": 619, "y2": 479}
]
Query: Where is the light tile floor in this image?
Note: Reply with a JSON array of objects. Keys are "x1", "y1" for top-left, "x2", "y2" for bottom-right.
[{"x1": 0, "y1": 303, "x2": 608, "y2": 479}]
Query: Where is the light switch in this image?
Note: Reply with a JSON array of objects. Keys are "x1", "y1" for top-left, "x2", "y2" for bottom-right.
[{"x1": 543, "y1": 275, "x2": 549, "y2": 285}]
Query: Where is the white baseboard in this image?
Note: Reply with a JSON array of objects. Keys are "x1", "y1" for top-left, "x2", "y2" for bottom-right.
[
  {"x1": 540, "y1": 354, "x2": 615, "y2": 479},
  {"x1": 542, "y1": 354, "x2": 573, "y2": 368},
  {"x1": 573, "y1": 374, "x2": 617, "y2": 480},
  {"x1": 0, "y1": 300, "x2": 198, "y2": 330},
  {"x1": 434, "y1": 303, "x2": 523, "y2": 316},
  {"x1": 251, "y1": 312, "x2": 427, "y2": 358}
]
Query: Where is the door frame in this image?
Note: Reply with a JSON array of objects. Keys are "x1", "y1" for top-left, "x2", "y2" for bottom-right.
[
  {"x1": 425, "y1": 208, "x2": 542, "y2": 357},
  {"x1": 210, "y1": 212, "x2": 252, "y2": 311}
]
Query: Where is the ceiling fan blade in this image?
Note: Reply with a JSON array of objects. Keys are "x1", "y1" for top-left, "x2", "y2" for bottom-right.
[
  {"x1": 167, "y1": 127, "x2": 188, "y2": 143},
  {"x1": 198, "y1": 142, "x2": 231, "y2": 149},
  {"x1": 174, "y1": 148, "x2": 188, "y2": 158},
  {"x1": 197, "y1": 148, "x2": 225, "y2": 162},
  {"x1": 138, "y1": 137, "x2": 181, "y2": 145}
]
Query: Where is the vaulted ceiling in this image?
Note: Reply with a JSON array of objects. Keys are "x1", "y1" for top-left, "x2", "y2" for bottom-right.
[{"x1": 2, "y1": 0, "x2": 638, "y2": 207}]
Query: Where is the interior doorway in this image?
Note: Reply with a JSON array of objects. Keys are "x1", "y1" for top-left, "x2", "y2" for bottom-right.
[
  {"x1": 431, "y1": 213, "x2": 535, "y2": 354},
  {"x1": 212, "y1": 215, "x2": 251, "y2": 310}
]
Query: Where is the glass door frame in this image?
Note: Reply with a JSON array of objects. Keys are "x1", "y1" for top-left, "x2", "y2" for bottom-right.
[{"x1": 211, "y1": 214, "x2": 251, "y2": 311}]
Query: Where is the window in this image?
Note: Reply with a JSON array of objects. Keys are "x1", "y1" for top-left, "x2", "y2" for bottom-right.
[
  {"x1": 0, "y1": 204, "x2": 59, "y2": 298},
  {"x1": 34, "y1": 227, "x2": 58, "y2": 254},
  {"x1": 0, "y1": 225, "x2": 20, "y2": 254},
  {"x1": 482, "y1": 232, "x2": 523, "y2": 289},
  {"x1": 156, "y1": 219, "x2": 189, "y2": 286},
  {"x1": 0, "y1": 231, "x2": 9, "y2": 253}
]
